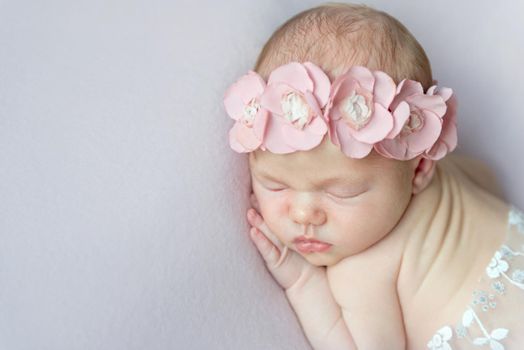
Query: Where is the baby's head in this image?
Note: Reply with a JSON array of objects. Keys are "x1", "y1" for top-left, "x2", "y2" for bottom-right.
[
  {"x1": 254, "y1": 3, "x2": 433, "y2": 89},
  {"x1": 224, "y1": 3, "x2": 457, "y2": 266}
]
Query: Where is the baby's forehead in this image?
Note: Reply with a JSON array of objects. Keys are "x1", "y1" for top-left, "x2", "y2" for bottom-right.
[{"x1": 249, "y1": 140, "x2": 390, "y2": 182}]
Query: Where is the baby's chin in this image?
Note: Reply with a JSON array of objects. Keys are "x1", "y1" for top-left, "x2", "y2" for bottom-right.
[{"x1": 296, "y1": 248, "x2": 347, "y2": 267}]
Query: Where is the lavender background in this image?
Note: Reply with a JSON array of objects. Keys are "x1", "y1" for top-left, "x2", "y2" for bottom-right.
[{"x1": 0, "y1": 0, "x2": 523, "y2": 349}]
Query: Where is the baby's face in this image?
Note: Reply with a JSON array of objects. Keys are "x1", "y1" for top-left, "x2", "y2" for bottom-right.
[{"x1": 249, "y1": 137, "x2": 416, "y2": 266}]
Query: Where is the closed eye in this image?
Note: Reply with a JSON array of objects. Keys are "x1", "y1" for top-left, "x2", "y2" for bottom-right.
[
  {"x1": 252, "y1": 174, "x2": 288, "y2": 192},
  {"x1": 325, "y1": 190, "x2": 364, "y2": 200},
  {"x1": 265, "y1": 186, "x2": 287, "y2": 192}
]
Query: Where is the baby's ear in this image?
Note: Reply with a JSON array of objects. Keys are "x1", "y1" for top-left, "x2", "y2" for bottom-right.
[{"x1": 411, "y1": 157, "x2": 436, "y2": 195}]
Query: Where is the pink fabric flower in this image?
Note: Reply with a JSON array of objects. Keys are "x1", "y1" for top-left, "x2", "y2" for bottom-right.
[
  {"x1": 374, "y1": 79, "x2": 447, "y2": 160},
  {"x1": 224, "y1": 62, "x2": 458, "y2": 161},
  {"x1": 259, "y1": 62, "x2": 330, "y2": 153},
  {"x1": 223, "y1": 71, "x2": 269, "y2": 153},
  {"x1": 425, "y1": 86, "x2": 458, "y2": 160},
  {"x1": 326, "y1": 66, "x2": 395, "y2": 158}
]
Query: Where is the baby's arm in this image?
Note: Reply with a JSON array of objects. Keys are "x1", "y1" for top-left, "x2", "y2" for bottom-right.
[
  {"x1": 327, "y1": 241, "x2": 406, "y2": 349},
  {"x1": 247, "y1": 209, "x2": 356, "y2": 350},
  {"x1": 285, "y1": 264, "x2": 356, "y2": 349}
]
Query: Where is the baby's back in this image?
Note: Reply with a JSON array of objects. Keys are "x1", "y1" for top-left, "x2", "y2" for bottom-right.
[{"x1": 397, "y1": 156, "x2": 524, "y2": 348}]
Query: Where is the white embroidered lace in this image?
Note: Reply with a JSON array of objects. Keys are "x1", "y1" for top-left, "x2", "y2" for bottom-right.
[{"x1": 427, "y1": 207, "x2": 524, "y2": 350}]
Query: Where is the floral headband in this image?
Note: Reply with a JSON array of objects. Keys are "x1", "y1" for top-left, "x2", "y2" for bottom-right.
[{"x1": 223, "y1": 61, "x2": 457, "y2": 160}]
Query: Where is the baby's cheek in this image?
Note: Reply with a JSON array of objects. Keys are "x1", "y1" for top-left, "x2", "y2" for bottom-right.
[
  {"x1": 258, "y1": 194, "x2": 290, "y2": 236},
  {"x1": 330, "y1": 202, "x2": 389, "y2": 242},
  {"x1": 263, "y1": 197, "x2": 288, "y2": 222},
  {"x1": 255, "y1": 189, "x2": 287, "y2": 213}
]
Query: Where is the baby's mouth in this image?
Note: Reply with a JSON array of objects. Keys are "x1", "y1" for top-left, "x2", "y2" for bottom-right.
[{"x1": 293, "y1": 236, "x2": 332, "y2": 254}]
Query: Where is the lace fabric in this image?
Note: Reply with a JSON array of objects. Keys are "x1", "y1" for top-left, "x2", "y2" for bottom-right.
[{"x1": 427, "y1": 207, "x2": 524, "y2": 350}]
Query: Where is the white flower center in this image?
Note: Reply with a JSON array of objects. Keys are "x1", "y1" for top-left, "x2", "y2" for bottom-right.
[
  {"x1": 281, "y1": 91, "x2": 312, "y2": 129},
  {"x1": 340, "y1": 92, "x2": 372, "y2": 130},
  {"x1": 242, "y1": 98, "x2": 260, "y2": 127},
  {"x1": 402, "y1": 107, "x2": 424, "y2": 134}
]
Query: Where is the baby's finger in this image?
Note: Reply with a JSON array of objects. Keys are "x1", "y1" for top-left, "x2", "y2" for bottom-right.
[
  {"x1": 249, "y1": 226, "x2": 308, "y2": 289},
  {"x1": 247, "y1": 208, "x2": 284, "y2": 250},
  {"x1": 249, "y1": 193, "x2": 260, "y2": 212},
  {"x1": 249, "y1": 227, "x2": 281, "y2": 266}
]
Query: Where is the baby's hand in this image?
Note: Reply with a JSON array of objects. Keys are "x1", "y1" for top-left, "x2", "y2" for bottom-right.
[
  {"x1": 247, "y1": 204, "x2": 316, "y2": 290},
  {"x1": 247, "y1": 194, "x2": 356, "y2": 349}
]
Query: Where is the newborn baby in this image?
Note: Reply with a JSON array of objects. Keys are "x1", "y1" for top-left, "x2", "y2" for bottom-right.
[{"x1": 224, "y1": 3, "x2": 524, "y2": 349}]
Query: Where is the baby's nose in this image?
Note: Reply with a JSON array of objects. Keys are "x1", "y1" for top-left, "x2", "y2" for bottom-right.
[{"x1": 289, "y1": 195, "x2": 326, "y2": 226}]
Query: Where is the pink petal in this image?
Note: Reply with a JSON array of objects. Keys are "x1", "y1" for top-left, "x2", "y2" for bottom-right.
[
  {"x1": 336, "y1": 121, "x2": 373, "y2": 158},
  {"x1": 229, "y1": 132, "x2": 247, "y2": 153},
  {"x1": 423, "y1": 91, "x2": 458, "y2": 159},
  {"x1": 307, "y1": 116, "x2": 329, "y2": 136},
  {"x1": 405, "y1": 148, "x2": 424, "y2": 160},
  {"x1": 224, "y1": 71, "x2": 266, "y2": 120},
  {"x1": 267, "y1": 62, "x2": 313, "y2": 92},
  {"x1": 281, "y1": 117, "x2": 327, "y2": 151},
  {"x1": 322, "y1": 97, "x2": 334, "y2": 122},
  {"x1": 373, "y1": 142, "x2": 396, "y2": 158},
  {"x1": 328, "y1": 116, "x2": 340, "y2": 146},
  {"x1": 425, "y1": 142, "x2": 448, "y2": 160},
  {"x1": 324, "y1": 104, "x2": 340, "y2": 146},
  {"x1": 426, "y1": 110, "x2": 458, "y2": 160},
  {"x1": 262, "y1": 114, "x2": 295, "y2": 154},
  {"x1": 331, "y1": 77, "x2": 360, "y2": 106},
  {"x1": 373, "y1": 70, "x2": 396, "y2": 107},
  {"x1": 329, "y1": 104, "x2": 343, "y2": 121},
  {"x1": 375, "y1": 138, "x2": 409, "y2": 160},
  {"x1": 394, "y1": 80, "x2": 423, "y2": 109},
  {"x1": 345, "y1": 66, "x2": 375, "y2": 91},
  {"x1": 304, "y1": 62, "x2": 331, "y2": 107},
  {"x1": 252, "y1": 109, "x2": 269, "y2": 140},
  {"x1": 405, "y1": 111, "x2": 442, "y2": 153},
  {"x1": 239, "y1": 71, "x2": 266, "y2": 100},
  {"x1": 438, "y1": 95, "x2": 458, "y2": 150},
  {"x1": 442, "y1": 121, "x2": 458, "y2": 150},
  {"x1": 351, "y1": 103, "x2": 393, "y2": 143},
  {"x1": 223, "y1": 93, "x2": 245, "y2": 120},
  {"x1": 260, "y1": 83, "x2": 292, "y2": 115},
  {"x1": 408, "y1": 94, "x2": 447, "y2": 118},
  {"x1": 387, "y1": 101, "x2": 410, "y2": 139},
  {"x1": 425, "y1": 85, "x2": 453, "y2": 101},
  {"x1": 229, "y1": 122, "x2": 262, "y2": 152},
  {"x1": 229, "y1": 127, "x2": 246, "y2": 152},
  {"x1": 396, "y1": 79, "x2": 407, "y2": 92},
  {"x1": 439, "y1": 87, "x2": 453, "y2": 102},
  {"x1": 303, "y1": 91, "x2": 323, "y2": 119},
  {"x1": 329, "y1": 74, "x2": 346, "y2": 102},
  {"x1": 426, "y1": 85, "x2": 437, "y2": 95}
]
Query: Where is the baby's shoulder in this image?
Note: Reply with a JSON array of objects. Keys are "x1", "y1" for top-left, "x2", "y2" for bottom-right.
[{"x1": 439, "y1": 154, "x2": 504, "y2": 199}]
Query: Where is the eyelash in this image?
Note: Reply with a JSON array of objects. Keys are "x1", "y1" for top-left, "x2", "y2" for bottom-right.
[
  {"x1": 263, "y1": 185, "x2": 360, "y2": 199},
  {"x1": 266, "y1": 186, "x2": 287, "y2": 192},
  {"x1": 325, "y1": 192, "x2": 358, "y2": 200}
]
